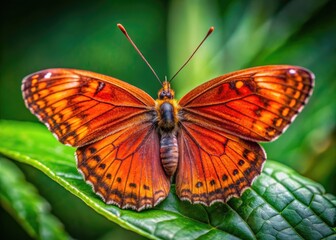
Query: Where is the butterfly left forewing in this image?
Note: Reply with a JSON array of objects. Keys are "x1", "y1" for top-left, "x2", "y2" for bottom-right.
[{"x1": 22, "y1": 68, "x2": 155, "y2": 147}]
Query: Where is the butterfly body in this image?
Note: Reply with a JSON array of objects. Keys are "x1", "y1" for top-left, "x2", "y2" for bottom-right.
[
  {"x1": 22, "y1": 65, "x2": 314, "y2": 211},
  {"x1": 155, "y1": 81, "x2": 180, "y2": 177}
]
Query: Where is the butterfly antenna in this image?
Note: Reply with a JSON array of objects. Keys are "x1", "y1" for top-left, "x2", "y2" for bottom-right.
[
  {"x1": 169, "y1": 26, "x2": 214, "y2": 83},
  {"x1": 117, "y1": 24, "x2": 162, "y2": 85}
]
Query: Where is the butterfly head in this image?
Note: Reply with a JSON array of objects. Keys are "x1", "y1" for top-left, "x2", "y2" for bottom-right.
[{"x1": 158, "y1": 81, "x2": 175, "y2": 100}]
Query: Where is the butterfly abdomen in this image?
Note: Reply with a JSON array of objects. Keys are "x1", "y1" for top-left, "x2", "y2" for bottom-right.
[{"x1": 160, "y1": 133, "x2": 178, "y2": 177}]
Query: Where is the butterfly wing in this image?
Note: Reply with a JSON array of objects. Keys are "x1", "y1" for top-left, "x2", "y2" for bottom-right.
[
  {"x1": 179, "y1": 65, "x2": 314, "y2": 142},
  {"x1": 22, "y1": 68, "x2": 157, "y2": 147},
  {"x1": 176, "y1": 65, "x2": 314, "y2": 205},
  {"x1": 76, "y1": 122, "x2": 170, "y2": 210},
  {"x1": 22, "y1": 69, "x2": 170, "y2": 210},
  {"x1": 177, "y1": 123, "x2": 265, "y2": 205}
]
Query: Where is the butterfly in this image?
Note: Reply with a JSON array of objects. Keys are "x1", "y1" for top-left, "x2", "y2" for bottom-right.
[{"x1": 22, "y1": 25, "x2": 314, "y2": 211}]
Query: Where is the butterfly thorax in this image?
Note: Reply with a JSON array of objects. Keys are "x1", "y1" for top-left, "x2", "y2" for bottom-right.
[
  {"x1": 156, "y1": 81, "x2": 180, "y2": 132},
  {"x1": 155, "y1": 81, "x2": 180, "y2": 177}
]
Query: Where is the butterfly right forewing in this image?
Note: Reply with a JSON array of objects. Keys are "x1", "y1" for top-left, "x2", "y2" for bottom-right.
[{"x1": 179, "y1": 65, "x2": 314, "y2": 142}]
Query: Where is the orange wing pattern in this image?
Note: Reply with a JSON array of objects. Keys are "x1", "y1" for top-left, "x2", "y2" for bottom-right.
[
  {"x1": 76, "y1": 123, "x2": 170, "y2": 210},
  {"x1": 22, "y1": 65, "x2": 314, "y2": 210},
  {"x1": 179, "y1": 65, "x2": 314, "y2": 142},
  {"x1": 22, "y1": 69, "x2": 170, "y2": 210},
  {"x1": 176, "y1": 65, "x2": 314, "y2": 205},
  {"x1": 176, "y1": 122, "x2": 265, "y2": 205},
  {"x1": 22, "y1": 69, "x2": 155, "y2": 147}
]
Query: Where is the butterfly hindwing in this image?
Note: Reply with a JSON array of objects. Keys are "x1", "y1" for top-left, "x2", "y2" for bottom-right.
[
  {"x1": 176, "y1": 121, "x2": 265, "y2": 205},
  {"x1": 76, "y1": 123, "x2": 170, "y2": 210}
]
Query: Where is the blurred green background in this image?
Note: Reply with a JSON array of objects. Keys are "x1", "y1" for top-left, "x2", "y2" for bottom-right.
[{"x1": 1, "y1": 0, "x2": 335, "y2": 239}]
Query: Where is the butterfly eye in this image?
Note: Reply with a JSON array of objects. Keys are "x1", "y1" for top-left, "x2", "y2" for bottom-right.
[
  {"x1": 159, "y1": 91, "x2": 174, "y2": 100},
  {"x1": 159, "y1": 91, "x2": 170, "y2": 99},
  {"x1": 159, "y1": 91, "x2": 166, "y2": 99}
]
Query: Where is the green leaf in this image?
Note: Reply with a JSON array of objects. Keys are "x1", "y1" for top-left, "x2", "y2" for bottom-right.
[
  {"x1": 0, "y1": 120, "x2": 335, "y2": 239},
  {"x1": 0, "y1": 156, "x2": 71, "y2": 240}
]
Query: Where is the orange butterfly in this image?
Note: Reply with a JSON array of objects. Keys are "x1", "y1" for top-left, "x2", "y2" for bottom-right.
[{"x1": 22, "y1": 25, "x2": 314, "y2": 211}]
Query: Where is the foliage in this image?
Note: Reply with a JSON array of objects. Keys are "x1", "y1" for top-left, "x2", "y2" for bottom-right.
[
  {"x1": 0, "y1": 156, "x2": 70, "y2": 239},
  {"x1": 0, "y1": 120, "x2": 335, "y2": 239}
]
